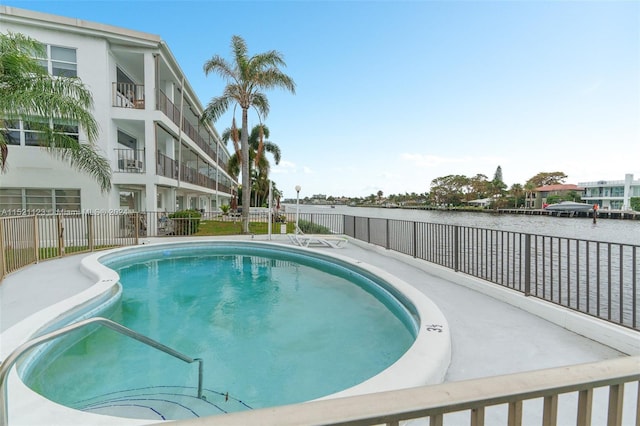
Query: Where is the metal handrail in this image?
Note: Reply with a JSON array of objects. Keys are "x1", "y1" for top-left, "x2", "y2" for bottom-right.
[{"x1": 0, "y1": 317, "x2": 204, "y2": 426}]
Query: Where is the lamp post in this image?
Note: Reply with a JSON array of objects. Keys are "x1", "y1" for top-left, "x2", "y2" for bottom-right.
[{"x1": 295, "y1": 185, "x2": 301, "y2": 233}]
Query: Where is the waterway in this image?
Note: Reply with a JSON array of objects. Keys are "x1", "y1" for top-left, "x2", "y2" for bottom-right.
[{"x1": 286, "y1": 205, "x2": 639, "y2": 246}]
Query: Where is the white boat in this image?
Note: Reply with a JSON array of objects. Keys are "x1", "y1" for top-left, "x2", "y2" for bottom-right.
[{"x1": 544, "y1": 201, "x2": 593, "y2": 212}]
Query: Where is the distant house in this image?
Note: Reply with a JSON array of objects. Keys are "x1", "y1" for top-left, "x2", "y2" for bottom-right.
[
  {"x1": 580, "y1": 174, "x2": 639, "y2": 211},
  {"x1": 533, "y1": 184, "x2": 585, "y2": 209},
  {"x1": 467, "y1": 198, "x2": 493, "y2": 208}
]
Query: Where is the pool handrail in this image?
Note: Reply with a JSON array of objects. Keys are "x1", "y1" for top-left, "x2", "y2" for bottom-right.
[{"x1": 0, "y1": 316, "x2": 204, "y2": 426}]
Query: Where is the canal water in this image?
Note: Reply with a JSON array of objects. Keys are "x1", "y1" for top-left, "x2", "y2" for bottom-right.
[{"x1": 288, "y1": 205, "x2": 639, "y2": 246}]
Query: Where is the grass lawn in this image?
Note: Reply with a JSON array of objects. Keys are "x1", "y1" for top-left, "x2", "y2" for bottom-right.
[{"x1": 194, "y1": 220, "x2": 294, "y2": 236}]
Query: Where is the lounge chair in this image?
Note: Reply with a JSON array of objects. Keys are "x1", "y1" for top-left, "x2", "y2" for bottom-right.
[{"x1": 288, "y1": 226, "x2": 348, "y2": 249}]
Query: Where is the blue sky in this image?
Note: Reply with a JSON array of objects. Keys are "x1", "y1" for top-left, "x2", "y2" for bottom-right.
[{"x1": 3, "y1": 0, "x2": 639, "y2": 198}]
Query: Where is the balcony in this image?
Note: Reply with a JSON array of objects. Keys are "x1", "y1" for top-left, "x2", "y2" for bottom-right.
[
  {"x1": 156, "y1": 151, "x2": 231, "y2": 194},
  {"x1": 115, "y1": 149, "x2": 145, "y2": 173},
  {"x1": 157, "y1": 89, "x2": 227, "y2": 170},
  {"x1": 112, "y1": 82, "x2": 145, "y2": 109}
]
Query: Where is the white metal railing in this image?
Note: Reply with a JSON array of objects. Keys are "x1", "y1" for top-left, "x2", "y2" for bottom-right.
[
  {"x1": 168, "y1": 356, "x2": 640, "y2": 425},
  {"x1": 0, "y1": 317, "x2": 204, "y2": 426}
]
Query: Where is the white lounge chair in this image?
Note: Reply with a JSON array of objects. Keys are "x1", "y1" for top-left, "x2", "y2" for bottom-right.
[{"x1": 288, "y1": 226, "x2": 348, "y2": 249}]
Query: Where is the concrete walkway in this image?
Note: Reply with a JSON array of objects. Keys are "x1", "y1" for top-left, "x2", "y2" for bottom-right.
[{"x1": 0, "y1": 235, "x2": 636, "y2": 425}]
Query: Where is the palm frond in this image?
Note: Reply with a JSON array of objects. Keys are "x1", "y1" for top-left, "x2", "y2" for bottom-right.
[
  {"x1": 263, "y1": 141, "x2": 281, "y2": 165},
  {"x1": 0, "y1": 32, "x2": 110, "y2": 189},
  {"x1": 202, "y1": 95, "x2": 230, "y2": 122},
  {"x1": 41, "y1": 130, "x2": 112, "y2": 192},
  {"x1": 250, "y1": 92, "x2": 270, "y2": 118}
]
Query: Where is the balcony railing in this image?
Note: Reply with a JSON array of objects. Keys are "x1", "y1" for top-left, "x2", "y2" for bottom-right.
[
  {"x1": 112, "y1": 82, "x2": 145, "y2": 109},
  {"x1": 156, "y1": 89, "x2": 228, "y2": 170},
  {"x1": 157, "y1": 151, "x2": 177, "y2": 179},
  {"x1": 114, "y1": 148, "x2": 145, "y2": 173},
  {"x1": 156, "y1": 151, "x2": 230, "y2": 194}
]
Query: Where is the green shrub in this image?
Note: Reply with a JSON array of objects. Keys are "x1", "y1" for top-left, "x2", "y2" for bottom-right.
[
  {"x1": 169, "y1": 209, "x2": 202, "y2": 235},
  {"x1": 631, "y1": 197, "x2": 640, "y2": 212},
  {"x1": 298, "y1": 220, "x2": 332, "y2": 234}
]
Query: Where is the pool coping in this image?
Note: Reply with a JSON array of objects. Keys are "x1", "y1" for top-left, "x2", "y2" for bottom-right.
[{"x1": 2, "y1": 239, "x2": 452, "y2": 425}]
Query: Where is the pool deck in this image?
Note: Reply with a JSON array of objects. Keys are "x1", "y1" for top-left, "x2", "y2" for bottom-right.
[{"x1": 1, "y1": 235, "x2": 638, "y2": 425}]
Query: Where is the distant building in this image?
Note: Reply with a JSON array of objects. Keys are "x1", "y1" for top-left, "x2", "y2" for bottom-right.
[
  {"x1": 580, "y1": 174, "x2": 639, "y2": 211},
  {"x1": 467, "y1": 197, "x2": 493, "y2": 208},
  {"x1": 533, "y1": 184, "x2": 584, "y2": 209}
]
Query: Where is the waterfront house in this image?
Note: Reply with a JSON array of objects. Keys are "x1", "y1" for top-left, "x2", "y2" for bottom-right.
[
  {"x1": 0, "y1": 6, "x2": 236, "y2": 217},
  {"x1": 580, "y1": 173, "x2": 639, "y2": 211},
  {"x1": 532, "y1": 183, "x2": 584, "y2": 209}
]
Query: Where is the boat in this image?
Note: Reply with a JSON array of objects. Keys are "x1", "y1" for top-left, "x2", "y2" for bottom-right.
[{"x1": 544, "y1": 201, "x2": 594, "y2": 212}]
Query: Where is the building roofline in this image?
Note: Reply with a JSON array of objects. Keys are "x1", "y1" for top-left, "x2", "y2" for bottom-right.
[
  {"x1": 0, "y1": 6, "x2": 161, "y2": 48},
  {"x1": 1, "y1": 5, "x2": 222, "y2": 143}
]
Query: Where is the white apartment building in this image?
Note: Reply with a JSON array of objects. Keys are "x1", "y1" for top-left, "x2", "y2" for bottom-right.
[
  {"x1": 0, "y1": 6, "x2": 236, "y2": 215},
  {"x1": 580, "y1": 173, "x2": 639, "y2": 211}
]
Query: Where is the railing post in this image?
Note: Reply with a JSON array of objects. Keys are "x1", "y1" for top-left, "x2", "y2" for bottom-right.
[
  {"x1": 0, "y1": 218, "x2": 6, "y2": 279},
  {"x1": 367, "y1": 218, "x2": 371, "y2": 243},
  {"x1": 87, "y1": 214, "x2": 95, "y2": 252},
  {"x1": 386, "y1": 219, "x2": 390, "y2": 250},
  {"x1": 524, "y1": 234, "x2": 531, "y2": 296},
  {"x1": 32, "y1": 215, "x2": 39, "y2": 264},
  {"x1": 134, "y1": 212, "x2": 140, "y2": 244},
  {"x1": 413, "y1": 221, "x2": 417, "y2": 258},
  {"x1": 454, "y1": 225, "x2": 459, "y2": 272},
  {"x1": 56, "y1": 214, "x2": 65, "y2": 256}
]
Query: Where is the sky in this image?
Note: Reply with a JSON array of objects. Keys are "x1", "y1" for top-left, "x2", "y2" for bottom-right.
[{"x1": 2, "y1": 0, "x2": 639, "y2": 199}]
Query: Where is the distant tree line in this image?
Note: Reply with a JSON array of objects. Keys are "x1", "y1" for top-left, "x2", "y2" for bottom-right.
[{"x1": 323, "y1": 169, "x2": 570, "y2": 209}]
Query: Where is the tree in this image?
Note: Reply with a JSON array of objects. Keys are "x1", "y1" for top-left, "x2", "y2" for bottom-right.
[
  {"x1": 469, "y1": 174, "x2": 490, "y2": 200},
  {"x1": 222, "y1": 124, "x2": 281, "y2": 207},
  {"x1": 202, "y1": 35, "x2": 295, "y2": 233},
  {"x1": 493, "y1": 165, "x2": 503, "y2": 183},
  {"x1": 430, "y1": 174, "x2": 469, "y2": 206},
  {"x1": 509, "y1": 183, "x2": 524, "y2": 208},
  {"x1": 525, "y1": 171, "x2": 568, "y2": 188},
  {"x1": 377, "y1": 190, "x2": 383, "y2": 202},
  {"x1": 0, "y1": 32, "x2": 111, "y2": 191},
  {"x1": 222, "y1": 124, "x2": 281, "y2": 188}
]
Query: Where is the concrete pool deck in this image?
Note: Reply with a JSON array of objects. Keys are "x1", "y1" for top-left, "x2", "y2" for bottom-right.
[{"x1": 1, "y1": 235, "x2": 638, "y2": 425}]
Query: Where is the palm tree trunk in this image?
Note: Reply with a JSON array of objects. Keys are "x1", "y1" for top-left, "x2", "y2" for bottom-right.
[{"x1": 241, "y1": 107, "x2": 250, "y2": 233}]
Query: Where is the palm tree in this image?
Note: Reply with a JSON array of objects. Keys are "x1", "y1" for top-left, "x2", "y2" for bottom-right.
[
  {"x1": 0, "y1": 32, "x2": 111, "y2": 192},
  {"x1": 202, "y1": 35, "x2": 295, "y2": 233},
  {"x1": 222, "y1": 124, "x2": 281, "y2": 182}
]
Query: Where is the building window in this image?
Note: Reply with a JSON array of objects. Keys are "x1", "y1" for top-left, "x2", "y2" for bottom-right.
[
  {"x1": 611, "y1": 186, "x2": 624, "y2": 197},
  {"x1": 24, "y1": 120, "x2": 48, "y2": 146},
  {"x1": 0, "y1": 188, "x2": 23, "y2": 210},
  {"x1": 36, "y1": 44, "x2": 77, "y2": 77},
  {"x1": 25, "y1": 188, "x2": 53, "y2": 211},
  {"x1": 0, "y1": 119, "x2": 78, "y2": 147},
  {"x1": 55, "y1": 189, "x2": 82, "y2": 211},
  {"x1": 1, "y1": 120, "x2": 21, "y2": 145},
  {"x1": 0, "y1": 188, "x2": 81, "y2": 214}
]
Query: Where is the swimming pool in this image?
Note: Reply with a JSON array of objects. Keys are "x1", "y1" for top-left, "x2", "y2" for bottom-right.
[{"x1": 18, "y1": 240, "x2": 451, "y2": 422}]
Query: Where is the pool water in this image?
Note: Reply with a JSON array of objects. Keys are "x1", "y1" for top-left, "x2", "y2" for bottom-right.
[{"x1": 24, "y1": 244, "x2": 417, "y2": 419}]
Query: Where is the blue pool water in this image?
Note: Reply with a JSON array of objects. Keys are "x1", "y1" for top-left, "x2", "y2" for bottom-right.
[{"x1": 23, "y1": 242, "x2": 417, "y2": 420}]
